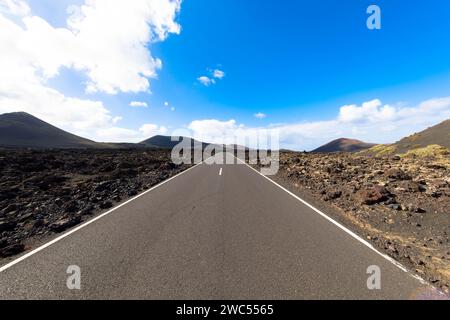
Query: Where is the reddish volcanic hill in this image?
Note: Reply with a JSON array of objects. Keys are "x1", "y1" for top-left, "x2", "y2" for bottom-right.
[{"x1": 312, "y1": 138, "x2": 376, "y2": 153}]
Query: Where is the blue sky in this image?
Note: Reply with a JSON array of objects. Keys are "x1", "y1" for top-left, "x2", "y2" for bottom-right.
[
  {"x1": 149, "y1": 0, "x2": 450, "y2": 125},
  {"x1": 1, "y1": 0, "x2": 450, "y2": 150}
]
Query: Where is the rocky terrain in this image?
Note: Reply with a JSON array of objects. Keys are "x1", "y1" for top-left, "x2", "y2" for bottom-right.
[
  {"x1": 255, "y1": 148, "x2": 450, "y2": 292},
  {"x1": 0, "y1": 149, "x2": 192, "y2": 260}
]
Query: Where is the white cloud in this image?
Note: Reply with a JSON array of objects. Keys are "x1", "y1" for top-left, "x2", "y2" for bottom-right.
[
  {"x1": 160, "y1": 126, "x2": 168, "y2": 134},
  {"x1": 112, "y1": 116, "x2": 123, "y2": 124},
  {"x1": 97, "y1": 123, "x2": 168, "y2": 142},
  {"x1": 417, "y1": 97, "x2": 450, "y2": 113},
  {"x1": 189, "y1": 119, "x2": 239, "y2": 136},
  {"x1": 171, "y1": 107, "x2": 176, "y2": 112},
  {"x1": 254, "y1": 112, "x2": 267, "y2": 119},
  {"x1": 129, "y1": 101, "x2": 148, "y2": 108},
  {"x1": 338, "y1": 99, "x2": 396, "y2": 123},
  {"x1": 64, "y1": 0, "x2": 181, "y2": 94},
  {"x1": 96, "y1": 127, "x2": 142, "y2": 142},
  {"x1": 0, "y1": 0, "x2": 30, "y2": 16},
  {"x1": 0, "y1": 0, "x2": 182, "y2": 94},
  {"x1": 187, "y1": 97, "x2": 450, "y2": 151},
  {"x1": 0, "y1": 0, "x2": 181, "y2": 141},
  {"x1": 338, "y1": 98, "x2": 450, "y2": 126},
  {"x1": 198, "y1": 68, "x2": 225, "y2": 86},
  {"x1": 277, "y1": 97, "x2": 450, "y2": 149},
  {"x1": 0, "y1": 75, "x2": 112, "y2": 137},
  {"x1": 197, "y1": 76, "x2": 215, "y2": 86},
  {"x1": 188, "y1": 119, "x2": 244, "y2": 145},
  {"x1": 140, "y1": 123, "x2": 168, "y2": 136},
  {"x1": 164, "y1": 101, "x2": 169, "y2": 107},
  {"x1": 213, "y1": 69, "x2": 225, "y2": 79}
]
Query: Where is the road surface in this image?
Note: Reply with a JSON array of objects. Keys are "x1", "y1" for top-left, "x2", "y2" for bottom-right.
[{"x1": 0, "y1": 154, "x2": 433, "y2": 299}]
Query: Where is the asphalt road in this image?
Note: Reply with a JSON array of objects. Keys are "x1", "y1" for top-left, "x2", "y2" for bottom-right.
[{"x1": 0, "y1": 154, "x2": 433, "y2": 299}]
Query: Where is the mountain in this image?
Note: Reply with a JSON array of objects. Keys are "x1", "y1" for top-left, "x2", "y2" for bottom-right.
[
  {"x1": 0, "y1": 112, "x2": 236, "y2": 151},
  {"x1": 140, "y1": 135, "x2": 210, "y2": 149},
  {"x1": 361, "y1": 119, "x2": 450, "y2": 156},
  {"x1": 312, "y1": 138, "x2": 376, "y2": 153},
  {"x1": 0, "y1": 112, "x2": 106, "y2": 149},
  {"x1": 393, "y1": 119, "x2": 450, "y2": 153}
]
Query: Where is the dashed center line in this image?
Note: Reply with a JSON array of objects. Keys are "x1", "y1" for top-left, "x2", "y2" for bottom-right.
[{"x1": 219, "y1": 168, "x2": 223, "y2": 176}]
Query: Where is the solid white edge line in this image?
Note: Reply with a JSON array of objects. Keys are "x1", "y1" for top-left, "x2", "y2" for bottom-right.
[
  {"x1": 1, "y1": 154, "x2": 442, "y2": 295},
  {"x1": 234, "y1": 157, "x2": 435, "y2": 288},
  {"x1": 0, "y1": 159, "x2": 208, "y2": 273}
]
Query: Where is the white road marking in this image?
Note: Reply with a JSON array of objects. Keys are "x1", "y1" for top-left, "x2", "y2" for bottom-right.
[
  {"x1": 219, "y1": 168, "x2": 223, "y2": 176},
  {"x1": 0, "y1": 159, "x2": 208, "y2": 273},
  {"x1": 234, "y1": 156, "x2": 434, "y2": 288},
  {"x1": 1, "y1": 154, "x2": 439, "y2": 295}
]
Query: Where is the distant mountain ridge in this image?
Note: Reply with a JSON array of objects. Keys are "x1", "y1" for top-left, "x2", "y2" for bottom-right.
[
  {"x1": 140, "y1": 135, "x2": 210, "y2": 149},
  {"x1": 0, "y1": 112, "x2": 105, "y2": 149},
  {"x1": 312, "y1": 138, "x2": 376, "y2": 153},
  {"x1": 393, "y1": 119, "x2": 450, "y2": 153},
  {"x1": 0, "y1": 112, "x2": 212, "y2": 150},
  {"x1": 1, "y1": 112, "x2": 448, "y2": 153},
  {"x1": 361, "y1": 119, "x2": 450, "y2": 156},
  {"x1": 140, "y1": 136, "x2": 250, "y2": 151}
]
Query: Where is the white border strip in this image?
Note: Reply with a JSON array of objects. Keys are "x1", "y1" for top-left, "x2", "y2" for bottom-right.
[
  {"x1": 235, "y1": 157, "x2": 431, "y2": 286},
  {"x1": 0, "y1": 160, "x2": 206, "y2": 273}
]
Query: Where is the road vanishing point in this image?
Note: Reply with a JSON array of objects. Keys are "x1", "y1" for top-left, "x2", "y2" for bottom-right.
[{"x1": 0, "y1": 154, "x2": 434, "y2": 299}]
